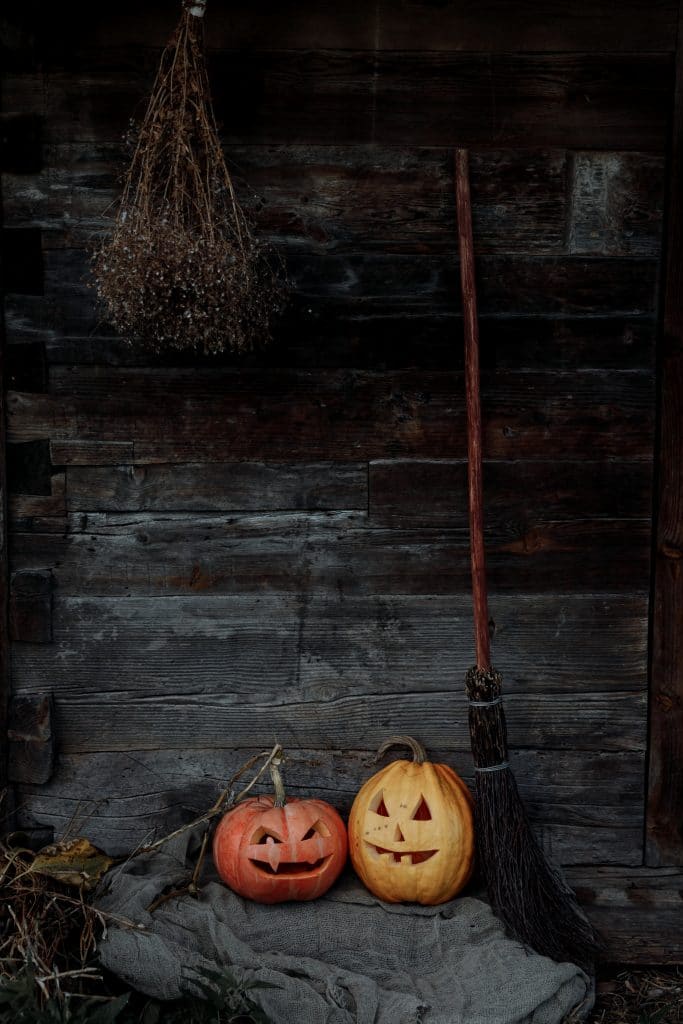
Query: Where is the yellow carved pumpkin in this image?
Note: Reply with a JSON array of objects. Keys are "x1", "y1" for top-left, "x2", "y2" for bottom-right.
[{"x1": 348, "y1": 735, "x2": 474, "y2": 905}]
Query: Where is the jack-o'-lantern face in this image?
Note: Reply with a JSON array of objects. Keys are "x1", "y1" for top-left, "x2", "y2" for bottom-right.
[
  {"x1": 349, "y1": 737, "x2": 474, "y2": 905},
  {"x1": 246, "y1": 807, "x2": 337, "y2": 876},
  {"x1": 362, "y1": 788, "x2": 439, "y2": 867},
  {"x1": 213, "y1": 795, "x2": 348, "y2": 904}
]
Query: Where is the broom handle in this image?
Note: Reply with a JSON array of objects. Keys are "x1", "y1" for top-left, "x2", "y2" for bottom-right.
[{"x1": 455, "y1": 149, "x2": 491, "y2": 671}]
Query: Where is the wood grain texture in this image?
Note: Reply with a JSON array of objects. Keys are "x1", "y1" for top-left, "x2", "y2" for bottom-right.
[
  {"x1": 10, "y1": 688, "x2": 646, "y2": 755},
  {"x1": 9, "y1": 593, "x2": 648, "y2": 698},
  {"x1": 6, "y1": 0, "x2": 678, "y2": 54},
  {"x1": 7, "y1": 693, "x2": 55, "y2": 785},
  {"x1": 369, "y1": 459, "x2": 652, "y2": 527},
  {"x1": 37, "y1": 246, "x2": 660, "y2": 318},
  {"x1": 569, "y1": 153, "x2": 666, "y2": 257},
  {"x1": 566, "y1": 866, "x2": 683, "y2": 963},
  {"x1": 648, "y1": 355, "x2": 683, "y2": 864},
  {"x1": 9, "y1": 511, "x2": 652, "y2": 595},
  {"x1": 10, "y1": 471, "x2": 66, "y2": 522},
  {"x1": 66, "y1": 462, "x2": 367, "y2": 512},
  {"x1": 2, "y1": 53, "x2": 671, "y2": 149},
  {"x1": 34, "y1": 316, "x2": 657, "y2": 372},
  {"x1": 12, "y1": 747, "x2": 644, "y2": 864},
  {"x1": 1, "y1": 146, "x2": 572, "y2": 257},
  {"x1": 1, "y1": 147, "x2": 664, "y2": 266},
  {"x1": 9, "y1": 569, "x2": 53, "y2": 643},
  {"x1": 7, "y1": 368, "x2": 656, "y2": 462},
  {"x1": 1, "y1": 0, "x2": 666, "y2": 898}
]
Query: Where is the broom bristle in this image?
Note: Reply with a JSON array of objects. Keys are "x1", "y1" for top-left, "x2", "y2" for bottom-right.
[{"x1": 466, "y1": 666, "x2": 602, "y2": 972}]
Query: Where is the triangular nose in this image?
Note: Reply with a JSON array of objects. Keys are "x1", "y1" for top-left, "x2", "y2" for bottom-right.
[{"x1": 393, "y1": 824, "x2": 405, "y2": 842}]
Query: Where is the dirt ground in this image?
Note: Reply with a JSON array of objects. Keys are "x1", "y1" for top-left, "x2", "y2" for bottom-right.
[{"x1": 588, "y1": 967, "x2": 683, "y2": 1023}]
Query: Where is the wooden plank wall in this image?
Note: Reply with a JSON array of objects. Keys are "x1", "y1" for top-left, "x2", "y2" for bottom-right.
[{"x1": 1, "y1": 0, "x2": 679, "y2": 958}]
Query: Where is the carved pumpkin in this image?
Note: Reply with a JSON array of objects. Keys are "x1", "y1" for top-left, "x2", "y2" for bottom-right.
[
  {"x1": 348, "y1": 735, "x2": 474, "y2": 905},
  {"x1": 213, "y1": 760, "x2": 347, "y2": 903}
]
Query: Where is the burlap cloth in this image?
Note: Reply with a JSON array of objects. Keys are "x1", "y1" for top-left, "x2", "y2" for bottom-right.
[{"x1": 96, "y1": 829, "x2": 594, "y2": 1024}]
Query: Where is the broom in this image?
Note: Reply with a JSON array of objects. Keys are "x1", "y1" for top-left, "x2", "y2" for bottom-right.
[{"x1": 454, "y1": 148, "x2": 600, "y2": 970}]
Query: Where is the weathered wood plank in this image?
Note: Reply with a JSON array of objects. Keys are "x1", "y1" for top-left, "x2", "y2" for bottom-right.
[
  {"x1": 8, "y1": 277, "x2": 658, "y2": 370},
  {"x1": 11, "y1": 0, "x2": 678, "y2": 55},
  {"x1": 39, "y1": 316, "x2": 657, "y2": 373},
  {"x1": 9, "y1": 594, "x2": 648, "y2": 697},
  {"x1": 366, "y1": 52, "x2": 672, "y2": 150},
  {"x1": 647, "y1": 0, "x2": 683, "y2": 868},
  {"x1": 369, "y1": 459, "x2": 652, "y2": 527},
  {"x1": 68, "y1": 459, "x2": 652, "y2": 520},
  {"x1": 10, "y1": 472, "x2": 66, "y2": 521},
  {"x1": 50, "y1": 441, "x2": 135, "y2": 465},
  {"x1": 566, "y1": 867, "x2": 683, "y2": 963},
  {"x1": 7, "y1": 368, "x2": 657, "y2": 462},
  {"x1": 12, "y1": 747, "x2": 644, "y2": 863},
  {"x1": 3, "y1": 147, "x2": 573, "y2": 257},
  {"x1": 9, "y1": 511, "x2": 652, "y2": 595},
  {"x1": 373, "y1": 0, "x2": 678, "y2": 53},
  {"x1": 2, "y1": 53, "x2": 671, "y2": 149},
  {"x1": 18, "y1": 688, "x2": 646, "y2": 755},
  {"x1": 9, "y1": 569, "x2": 53, "y2": 643},
  {"x1": 40, "y1": 247, "x2": 660, "y2": 318},
  {"x1": 647, "y1": 366, "x2": 683, "y2": 865},
  {"x1": 569, "y1": 153, "x2": 666, "y2": 257},
  {"x1": 66, "y1": 462, "x2": 366, "y2": 512},
  {"x1": 7, "y1": 693, "x2": 55, "y2": 785}
]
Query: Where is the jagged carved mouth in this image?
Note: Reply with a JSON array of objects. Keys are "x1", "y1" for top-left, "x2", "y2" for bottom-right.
[
  {"x1": 249, "y1": 856, "x2": 331, "y2": 876},
  {"x1": 365, "y1": 843, "x2": 437, "y2": 865}
]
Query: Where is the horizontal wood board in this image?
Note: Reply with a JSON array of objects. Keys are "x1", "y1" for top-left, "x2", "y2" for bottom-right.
[
  {"x1": 2, "y1": 53, "x2": 673, "y2": 149},
  {"x1": 9, "y1": 594, "x2": 648, "y2": 698},
  {"x1": 4, "y1": 1, "x2": 679, "y2": 56},
  {"x1": 11, "y1": 746, "x2": 644, "y2": 868}
]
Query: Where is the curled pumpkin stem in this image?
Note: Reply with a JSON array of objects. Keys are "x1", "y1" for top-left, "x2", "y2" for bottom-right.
[{"x1": 375, "y1": 735, "x2": 427, "y2": 765}]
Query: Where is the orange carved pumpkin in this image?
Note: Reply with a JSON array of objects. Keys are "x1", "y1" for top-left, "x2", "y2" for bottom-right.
[
  {"x1": 213, "y1": 760, "x2": 347, "y2": 903},
  {"x1": 348, "y1": 735, "x2": 474, "y2": 905}
]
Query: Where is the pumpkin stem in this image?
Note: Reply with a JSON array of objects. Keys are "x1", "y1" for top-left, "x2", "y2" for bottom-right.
[
  {"x1": 270, "y1": 757, "x2": 287, "y2": 807},
  {"x1": 375, "y1": 735, "x2": 427, "y2": 765}
]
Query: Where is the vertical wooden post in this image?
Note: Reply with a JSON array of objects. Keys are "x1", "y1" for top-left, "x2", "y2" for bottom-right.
[
  {"x1": 0, "y1": 263, "x2": 10, "y2": 794},
  {"x1": 646, "y1": 0, "x2": 683, "y2": 866}
]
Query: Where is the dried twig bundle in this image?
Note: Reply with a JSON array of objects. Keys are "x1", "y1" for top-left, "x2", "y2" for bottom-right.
[
  {"x1": 0, "y1": 837, "x2": 101, "y2": 1000},
  {"x1": 92, "y1": 0, "x2": 284, "y2": 354}
]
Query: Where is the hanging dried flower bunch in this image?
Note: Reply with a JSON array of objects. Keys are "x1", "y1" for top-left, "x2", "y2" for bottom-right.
[{"x1": 92, "y1": 0, "x2": 284, "y2": 355}]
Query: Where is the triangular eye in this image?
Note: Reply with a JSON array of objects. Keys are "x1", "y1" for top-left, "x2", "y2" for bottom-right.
[
  {"x1": 370, "y1": 791, "x2": 390, "y2": 816},
  {"x1": 412, "y1": 797, "x2": 432, "y2": 821},
  {"x1": 252, "y1": 828, "x2": 283, "y2": 844},
  {"x1": 301, "y1": 821, "x2": 331, "y2": 840},
  {"x1": 375, "y1": 797, "x2": 390, "y2": 817}
]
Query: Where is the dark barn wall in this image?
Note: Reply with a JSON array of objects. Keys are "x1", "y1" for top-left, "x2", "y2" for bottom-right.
[{"x1": 2, "y1": 0, "x2": 679, "y2": 957}]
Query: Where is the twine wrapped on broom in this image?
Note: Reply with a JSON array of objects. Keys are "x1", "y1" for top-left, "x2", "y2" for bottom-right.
[{"x1": 92, "y1": 0, "x2": 284, "y2": 354}]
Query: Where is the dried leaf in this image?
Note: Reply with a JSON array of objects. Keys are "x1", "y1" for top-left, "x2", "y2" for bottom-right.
[{"x1": 29, "y1": 838, "x2": 115, "y2": 890}]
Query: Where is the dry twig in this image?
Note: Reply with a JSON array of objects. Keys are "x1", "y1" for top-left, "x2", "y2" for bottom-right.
[{"x1": 143, "y1": 743, "x2": 284, "y2": 912}]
